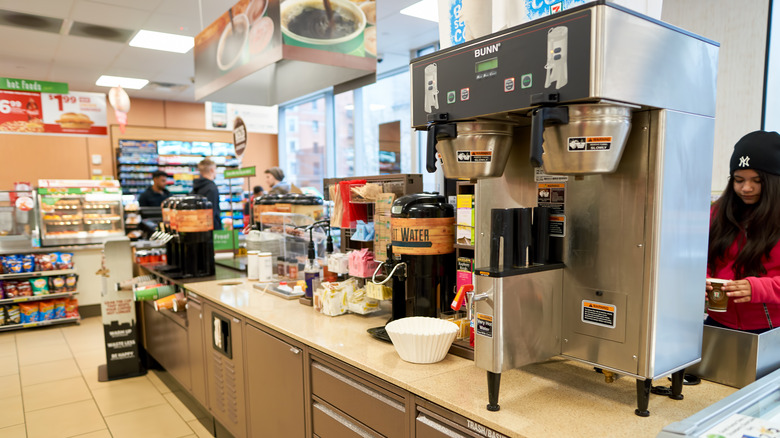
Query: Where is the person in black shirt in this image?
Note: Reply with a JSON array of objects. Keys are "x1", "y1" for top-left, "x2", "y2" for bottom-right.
[
  {"x1": 138, "y1": 170, "x2": 171, "y2": 207},
  {"x1": 191, "y1": 158, "x2": 223, "y2": 230}
]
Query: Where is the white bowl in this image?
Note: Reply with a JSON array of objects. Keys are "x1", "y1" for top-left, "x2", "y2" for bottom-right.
[{"x1": 385, "y1": 317, "x2": 458, "y2": 364}]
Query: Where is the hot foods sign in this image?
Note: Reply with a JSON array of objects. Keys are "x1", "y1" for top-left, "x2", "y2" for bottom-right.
[{"x1": 0, "y1": 90, "x2": 107, "y2": 136}]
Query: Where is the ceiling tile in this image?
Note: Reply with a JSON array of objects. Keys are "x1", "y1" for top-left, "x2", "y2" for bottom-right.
[
  {"x1": 0, "y1": 56, "x2": 53, "y2": 80},
  {"x1": 142, "y1": 12, "x2": 201, "y2": 36},
  {"x1": 0, "y1": 0, "x2": 75, "y2": 19},
  {"x1": 0, "y1": 26, "x2": 60, "y2": 60},
  {"x1": 54, "y1": 35, "x2": 126, "y2": 68},
  {"x1": 93, "y1": 0, "x2": 163, "y2": 12},
  {"x1": 71, "y1": 0, "x2": 150, "y2": 30}
]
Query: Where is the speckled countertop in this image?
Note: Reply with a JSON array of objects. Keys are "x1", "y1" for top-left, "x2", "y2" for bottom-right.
[{"x1": 183, "y1": 277, "x2": 736, "y2": 438}]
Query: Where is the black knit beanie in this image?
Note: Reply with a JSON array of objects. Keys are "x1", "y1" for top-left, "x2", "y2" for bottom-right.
[{"x1": 730, "y1": 130, "x2": 780, "y2": 175}]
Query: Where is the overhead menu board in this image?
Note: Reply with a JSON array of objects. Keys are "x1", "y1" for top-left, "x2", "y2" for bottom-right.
[{"x1": 0, "y1": 90, "x2": 107, "y2": 136}]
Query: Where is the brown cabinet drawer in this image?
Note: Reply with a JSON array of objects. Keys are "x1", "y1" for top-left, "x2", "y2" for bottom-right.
[
  {"x1": 311, "y1": 360, "x2": 406, "y2": 438},
  {"x1": 312, "y1": 401, "x2": 382, "y2": 438}
]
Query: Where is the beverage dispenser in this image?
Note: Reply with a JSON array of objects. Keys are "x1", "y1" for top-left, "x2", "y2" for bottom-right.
[
  {"x1": 387, "y1": 193, "x2": 456, "y2": 320},
  {"x1": 175, "y1": 196, "x2": 215, "y2": 278},
  {"x1": 411, "y1": 1, "x2": 719, "y2": 416}
]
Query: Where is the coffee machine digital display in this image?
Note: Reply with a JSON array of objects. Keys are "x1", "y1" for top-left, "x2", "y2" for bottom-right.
[{"x1": 411, "y1": 1, "x2": 719, "y2": 417}]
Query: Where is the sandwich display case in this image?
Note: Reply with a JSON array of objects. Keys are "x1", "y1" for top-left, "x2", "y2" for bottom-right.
[{"x1": 37, "y1": 180, "x2": 125, "y2": 246}]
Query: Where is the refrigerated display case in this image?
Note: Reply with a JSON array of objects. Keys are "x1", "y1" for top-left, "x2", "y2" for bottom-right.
[{"x1": 37, "y1": 180, "x2": 125, "y2": 246}]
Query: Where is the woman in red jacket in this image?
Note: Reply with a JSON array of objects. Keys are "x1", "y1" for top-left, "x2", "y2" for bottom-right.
[{"x1": 706, "y1": 130, "x2": 780, "y2": 333}]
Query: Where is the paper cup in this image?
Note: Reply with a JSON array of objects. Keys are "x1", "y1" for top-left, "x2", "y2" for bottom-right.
[
  {"x1": 280, "y1": 0, "x2": 366, "y2": 56},
  {"x1": 706, "y1": 278, "x2": 729, "y2": 312}
]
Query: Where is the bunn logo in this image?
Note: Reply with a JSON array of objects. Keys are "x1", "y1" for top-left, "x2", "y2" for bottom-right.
[{"x1": 475, "y1": 43, "x2": 501, "y2": 57}]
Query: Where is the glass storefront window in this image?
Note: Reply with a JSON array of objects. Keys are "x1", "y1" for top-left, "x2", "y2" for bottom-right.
[
  {"x1": 334, "y1": 91, "x2": 356, "y2": 177},
  {"x1": 282, "y1": 96, "x2": 327, "y2": 193},
  {"x1": 360, "y1": 70, "x2": 412, "y2": 175}
]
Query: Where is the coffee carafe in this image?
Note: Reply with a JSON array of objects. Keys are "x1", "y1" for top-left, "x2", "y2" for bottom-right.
[{"x1": 411, "y1": 1, "x2": 719, "y2": 416}]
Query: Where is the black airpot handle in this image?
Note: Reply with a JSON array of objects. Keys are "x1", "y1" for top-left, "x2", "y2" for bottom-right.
[
  {"x1": 530, "y1": 107, "x2": 569, "y2": 168},
  {"x1": 426, "y1": 122, "x2": 457, "y2": 173}
]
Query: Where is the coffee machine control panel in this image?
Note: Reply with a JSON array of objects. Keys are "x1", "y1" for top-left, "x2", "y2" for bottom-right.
[{"x1": 410, "y1": 7, "x2": 593, "y2": 128}]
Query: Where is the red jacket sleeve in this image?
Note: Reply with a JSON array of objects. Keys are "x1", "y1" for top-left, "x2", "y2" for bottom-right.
[{"x1": 748, "y1": 276, "x2": 780, "y2": 304}]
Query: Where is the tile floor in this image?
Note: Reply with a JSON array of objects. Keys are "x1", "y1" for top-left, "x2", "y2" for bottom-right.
[{"x1": 0, "y1": 316, "x2": 213, "y2": 438}]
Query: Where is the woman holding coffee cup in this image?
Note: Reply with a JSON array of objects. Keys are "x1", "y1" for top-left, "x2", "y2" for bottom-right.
[{"x1": 706, "y1": 130, "x2": 780, "y2": 334}]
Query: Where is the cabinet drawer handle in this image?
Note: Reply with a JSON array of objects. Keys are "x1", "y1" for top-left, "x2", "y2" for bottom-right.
[{"x1": 290, "y1": 347, "x2": 301, "y2": 355}]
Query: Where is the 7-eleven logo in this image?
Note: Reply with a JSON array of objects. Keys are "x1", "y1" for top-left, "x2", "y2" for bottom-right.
[{"x1": 550, "y1": 3, "x2": 562, "y2": 13}]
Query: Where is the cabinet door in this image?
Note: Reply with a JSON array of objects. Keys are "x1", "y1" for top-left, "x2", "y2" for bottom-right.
[
  {"x1": 311, "y1": 360, "x2": 407, "y2": 438},
  {"x1": 143, "y1": 301, "x2": 191, "y2": 389},
  {"x1": 204, "y1": 303, "x2": 246, "y2": 438},
  {"x1": 186, "y1": 295, "x2": 207, "y2": 407},
  {"x1": 312, "y1": 401, "x2": 382, "y2": 438},
  {"x1": 245, "y1": 324, "x2": 306, "y2": 437}
]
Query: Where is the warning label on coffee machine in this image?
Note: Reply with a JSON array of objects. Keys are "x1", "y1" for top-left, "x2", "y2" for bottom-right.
[
  {"x1": 476, "y1": 313, "x2": 493, "y2": 337},
  {"x1": 456, "y1": 150, "x2": 492, "y2": 162},
  {"x1": 581, "y1": 300, "x2": 616, "y2": 328},
  {"x1": 568, "y1": 136, "x2": 612, "y2": 151}
]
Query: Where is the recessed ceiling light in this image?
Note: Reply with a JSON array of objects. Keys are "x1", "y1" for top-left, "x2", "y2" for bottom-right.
[
  {"x1": 95, "y1": 75, "x2": 149, "y2": 90},
  {"x1": 129, "y1": 29, "x2": 194, "y2": 53},
  {"x1": 400, "y1": 0, "x2": 439, "y2": 23}
]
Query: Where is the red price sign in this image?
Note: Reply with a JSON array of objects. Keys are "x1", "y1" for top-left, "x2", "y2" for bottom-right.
[
  {"x1": 48, "y1": 93, "x2": 79, "y2": 111},
  {"x1": 0, "y1": 90, "x2": 43, "y2": 133},
  {"x1": 0, "y1": 98, "x2": 23, "y2": 114}
]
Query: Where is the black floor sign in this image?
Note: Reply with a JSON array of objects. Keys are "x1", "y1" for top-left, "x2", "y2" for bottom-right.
[{"x1": 582, "y1": 300, "x2": 616, "y2": 328}]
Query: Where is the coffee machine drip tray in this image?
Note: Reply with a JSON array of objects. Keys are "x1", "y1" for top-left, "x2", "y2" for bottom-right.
[{"x1": 475, "y1": 262, "x2": 564, "y2": 278}]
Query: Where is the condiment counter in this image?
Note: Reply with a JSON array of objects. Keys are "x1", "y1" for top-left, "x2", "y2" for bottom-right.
[{"x1": 134, "y1": 271, "x2": 734, "y2": 438}]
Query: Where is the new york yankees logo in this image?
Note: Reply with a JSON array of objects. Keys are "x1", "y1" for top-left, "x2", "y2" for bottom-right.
[{"x1": 739, "y1": 156, "x2": 750, "y2": 167}]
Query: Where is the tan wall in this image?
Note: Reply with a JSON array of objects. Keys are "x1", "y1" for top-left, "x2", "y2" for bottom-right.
[
  {"x1": 0, "y1": 98, "x2": 278, "y2": 191},
  {"x1": 662, "y1": 0, "x2": 770, "y2": 192}
]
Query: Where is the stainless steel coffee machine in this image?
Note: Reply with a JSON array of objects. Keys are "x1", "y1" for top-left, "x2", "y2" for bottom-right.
[{"x1": 411, "y1": 1, "x2": 719, "y2": 416}]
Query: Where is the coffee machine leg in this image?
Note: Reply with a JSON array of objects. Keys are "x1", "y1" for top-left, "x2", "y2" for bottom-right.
[
  {"x1": 635, "y1": 378, "x2": 652, "y2": 417},
  {"x1": 487, "y1": 372, "x2": 501, "y2": 411},
  {"x1": 670, "y1": 369, "x2": 685, "y2": 400}
]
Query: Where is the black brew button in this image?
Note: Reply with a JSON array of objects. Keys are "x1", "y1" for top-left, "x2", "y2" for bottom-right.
[{"x1": 554, "y1": 54, "x2": 561, "y2": 60}]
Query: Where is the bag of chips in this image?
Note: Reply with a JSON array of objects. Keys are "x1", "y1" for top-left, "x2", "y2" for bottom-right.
[
  {"x1": 16, "y1": 281, "x2": 32, "y2": 297},
  {"x1": 65, "y1": 299, "x2": 79, "y2": 318},
  {"x1": 5, "y1": 305, "x2": 19, "y2": 324},
  {"x1": 19, "y1": 302, "x2": 39, "y2": 324},
  {"x1": 3, "y1": 281, "x2": 18, "y2": 298},
  {"x1": 65, "y1": 274, "x2": 78, "y2": 292},
  {"x1": 0, "y1": 307, "x2": 5, "y2": 325},
  {"x1": 22, "y1": 254, "x2": 35, "y2": 273},
  {"x1": 56, "y1": 252, "x2": 74, "y2": 270},
  {"x1": 35, "y1": 253, "x2": 55, "y2": 271},
  {"x1": 30, "y1": 278, "x2": 49, "y2": 296},
  {"x1": 49, "y1": 276, "x2": 66, "y2": 293},
  {"x1": 39, "y1": 300, "x2": 54, "y2": 321},
  {"x1": 53, "y1": 298, "x2": 67, "y2": 319},
  {"x1": 5, "y1": 256, "x2": 22, "y2": 274}
]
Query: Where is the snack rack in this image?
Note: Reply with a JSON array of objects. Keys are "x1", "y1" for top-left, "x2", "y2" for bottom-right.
[{"x1": 0, "y1": 259, "x2": 80, "y2": 331}]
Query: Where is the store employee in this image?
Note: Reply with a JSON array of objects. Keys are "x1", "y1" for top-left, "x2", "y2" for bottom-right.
[{"x1": 138, "y1": 170, "x2": 171, "y2": 207}]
